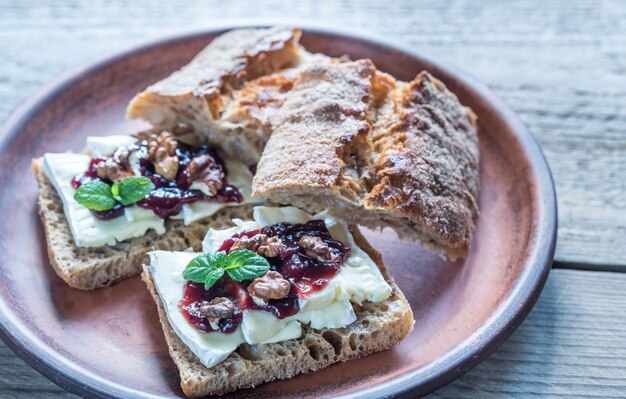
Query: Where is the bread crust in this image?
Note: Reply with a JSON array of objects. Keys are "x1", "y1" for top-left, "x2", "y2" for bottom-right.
[
  {"x1": 252, "y1": 60, "x2": 479, "y2": 259},
  {"x1": 365, "y1": 72, "x2": 479, "y2": 257},
  {"x1": 127, "y1": 27, "x2": 480, "y2": 259},
  {"x1": 126, "y1": 27, "x2": 304, "y2": 166},
  {"x1": 141, "y1": 225, "x2": 413, "y2": 397},
  {"x1": 32, "y1": 158, "x2": 253, "y2": 290}
]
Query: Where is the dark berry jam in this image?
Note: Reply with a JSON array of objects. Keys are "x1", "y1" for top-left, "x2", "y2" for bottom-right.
[
  {"x1": 180, "y1": 220, "x2": 351, "y2": 334},
  {"x1": 91, "y1": 203, "x2": 125, "y2": 220},
  {"x1": 179, "y1": 278, "x2": 244, "y2": 334},
  {"x1": 71, "y1": 141, "x2": 243, "y2": 220},
  {"x1": 70, "y1": 158, "x2": 104, "y2": 189}
]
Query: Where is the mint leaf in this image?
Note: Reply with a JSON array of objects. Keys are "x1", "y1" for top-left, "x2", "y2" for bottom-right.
[
  {"x1": 182, "y1": 251, "x2": 227, "y2": 290},
  {"x1": 115, "y1": 177, "x2": 155, "y2": 206},
  {"x1": 111, "y1": 182, "x2": 122, "y2": 202},
  {"x1": 73, "y1": 181, "x2": 116, "y2": 211},
  {"x1": 225, "y1": 249, "x2": 270, "y2": 282},
  {"x1": 182, "y1": 250, "x2": 270, "y2": 290}
]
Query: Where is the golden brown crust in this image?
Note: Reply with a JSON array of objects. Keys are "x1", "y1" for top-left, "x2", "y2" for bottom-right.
[
  {"x1": 127, "y1": 27, "x2": 480, "y2": 259},
  {"x1": 366, "y1": 72, "x2": 479, "y2": 255},
  {"x1": 219, "y1": 73, "x2": 295, "y2": 139},
  {"x1": 252, "y1": 59, "x2": 375, "y2": 197},
  {"x1": 126, "y1": 27, "x2": 304, "y2": 166},
  {"x1": 252, "y1": 61, "x2": 479, "y2": 259},
  {"x1": 129, "y1": 27, "x2": 301, "y2": 116}
]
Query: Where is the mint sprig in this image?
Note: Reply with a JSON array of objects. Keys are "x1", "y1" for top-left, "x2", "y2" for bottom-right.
[
  {"x1": 73, "y1": 181, "x2": 117, "y2": 211},
  {"x1": 112, "y1": 177, "x2": 156, "y2": 206},
  {"x1": 182, "y1": 249, "x2": 270, "y2": 290},
  {"x1": 74, "y1": 176, "x2": 155, "y2": 211}
]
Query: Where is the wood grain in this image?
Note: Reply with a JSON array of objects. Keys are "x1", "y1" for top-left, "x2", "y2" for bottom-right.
[
  {"x1": 2, "y1": 269, "x2": 625, "y2": 398},
  {"x1": 432, "y1": 269, "x2": 626, "y2": 398},
  {"x1": 0, "y1": 0, "x2": 624, "y2": 267}
]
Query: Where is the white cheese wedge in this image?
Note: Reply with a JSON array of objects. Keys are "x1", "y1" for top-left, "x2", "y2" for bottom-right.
[
  {"x1": 149, "y1": 206, "x2": 392, "y2": 368},
  {"x1": 43, "y1": 136, "x2": 261, "y2": 248}
]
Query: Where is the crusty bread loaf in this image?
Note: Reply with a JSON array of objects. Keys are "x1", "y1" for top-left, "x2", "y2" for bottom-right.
[
  {"x1": 252, "y1": 59, "x2": 479, "y2": 260},
  {"x1": 141, "y1": 226, "x2": 413, "y2": 397},
  {"x1": 127, "y1": 27, "x2": 479, "y2": 259},
  {"x1": 127, "y1": 27, "x2": 307, "y2": 166},
  {"x1": 33, "y1": 158, "x2": 253, "y2": 290}
]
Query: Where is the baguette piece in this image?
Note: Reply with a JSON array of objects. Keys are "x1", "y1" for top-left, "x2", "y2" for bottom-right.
[
  {"x1": 127, "y1": 27, "x2": 305, "y2": 166},
  {"x1": 141, "y1": 227, "x2": 414, "y2": 397},
  {"x1": 252, "y1": 60, "x2": 479, "y2": 260},
  {"x1": 33, "y1": 158, "x2": 253, "y2": 290}
]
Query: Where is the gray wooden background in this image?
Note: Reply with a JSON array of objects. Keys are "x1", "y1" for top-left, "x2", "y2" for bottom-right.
[{"x1": 1, "y1": 0, "x2": 625, "y2": 398}]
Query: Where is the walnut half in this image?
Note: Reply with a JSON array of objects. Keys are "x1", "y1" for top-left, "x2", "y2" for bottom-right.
[
  {"x1": 146, "y1": 131, "x2": 179, "y2": 181},
  {"x1": 196, "y1": 297, "x2": 235, "y2": 321},
  {"x1": 298, "y1": 235, "x2": 342, "y2": 262},
  {"x1": 95, "y1": 158, "x2": 132, "y2": 182},
  {"x1": 188, "y1": 154, "x2": 224, "y2": 196},
  {"x1": 231, "y1": 234, "x2": 283, "y2": 257},
  {"x1": 247, "y1": 271, "x2": 291, "y2": 303}
]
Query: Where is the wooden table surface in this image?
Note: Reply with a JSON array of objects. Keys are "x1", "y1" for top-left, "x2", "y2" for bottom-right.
[{"x1": 1, "y1": 0, "x2": 624, "y2": 397}]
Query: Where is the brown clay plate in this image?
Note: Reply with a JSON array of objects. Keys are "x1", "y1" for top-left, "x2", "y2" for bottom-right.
[{"x1": 0, "y1": 25, "x2": 556, "y2": 398}]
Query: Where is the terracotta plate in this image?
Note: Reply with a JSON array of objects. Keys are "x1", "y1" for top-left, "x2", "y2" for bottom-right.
[{"x1": 0, "y1": 25, "x2": 556, "y2": 398}]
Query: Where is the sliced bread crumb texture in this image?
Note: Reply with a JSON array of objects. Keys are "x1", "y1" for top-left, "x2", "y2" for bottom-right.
[{"x1": 33, "y1": 158, "x2": 253, "y2": 290}]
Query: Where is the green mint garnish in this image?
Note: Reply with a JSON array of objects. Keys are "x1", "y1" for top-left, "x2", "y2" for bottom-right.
[
  {"x1": 111, "y1": 176, "x2": 155, "y2": 206},
  {"x1": 183, "y1": 251, "x2": 228, "y2": 290},
  {"x1": 224, "y1": 250, "x2": 273, "y2": 282},
  {"x1": 73, "y1": 181, "x2": 117, "y2": 211},
  {"x1": 74, "y1": 176, "x2": 155, "y2": 211},
  {"x1": 182, "y1": 249, "x2": 270, "y2": 290}
]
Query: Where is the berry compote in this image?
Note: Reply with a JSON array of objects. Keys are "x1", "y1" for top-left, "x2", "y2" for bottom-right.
[{"x1": 180, "y1": 220, "x2": 351, "y2": 333}]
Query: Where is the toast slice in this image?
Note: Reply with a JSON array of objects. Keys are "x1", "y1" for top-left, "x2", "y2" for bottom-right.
[
  {"x1": 33, "y1": 158, "x2": 253, "y2": 290},
  {"x1": 141, "y1": 226, "x2": 414, "y2": 397},
  {"x1": 252, "y1": 59, "x2": 479, "y2": 260}
]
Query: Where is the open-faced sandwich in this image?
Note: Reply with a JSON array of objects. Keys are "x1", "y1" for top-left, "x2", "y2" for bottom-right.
[
  {"x1": 143, "y1": 206, "x2": 414, "y2": 396},
  {"x1": 33, "y1": 131, "x2": 259, "y2": 289},
  {"x1": 34, "y1": 26, "x2": 479, "y2": 396}
]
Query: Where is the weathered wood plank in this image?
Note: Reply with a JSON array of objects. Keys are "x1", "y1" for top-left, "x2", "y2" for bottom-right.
[
  {"x1": 3, "y1": 269, "x2": 626, "y2": 397},
  {"x1": 1, "y1": 0, "x2": 624, "y2": 267},
  {"x1": 0, "y1": 341, "x2": 75, "y2": 399},
  {"x1": 430, "y1": 269, "x2": 626, "y2": 398}
]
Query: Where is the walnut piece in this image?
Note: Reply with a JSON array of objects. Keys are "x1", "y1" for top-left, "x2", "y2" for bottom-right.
[
  {"x1": 298, "y1": 235, "x2": 342, "y2": 262},
  {"x1": 247, "y1": 271, "x2": 291, "y2": 302},
  {"x1": 146, "y1": 131, "x2": 179, "y2": 180},
  {"x1": 95, "y1": 158, "x2": 132, "y2": 182},
  {"x1": 231, "y1": 234, "x2": 282, "y2": 257},
  {"x1": 188, "y1": 155, "x2": 224, "y2": 196},
  {"x1": 196, "y1": 297, "x2": 235, "y2": 321}
]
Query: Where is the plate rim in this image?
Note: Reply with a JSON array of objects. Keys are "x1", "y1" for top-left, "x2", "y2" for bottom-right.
[{"x1": 0, "y1": 22, "x2": 557, "y2": 399}]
